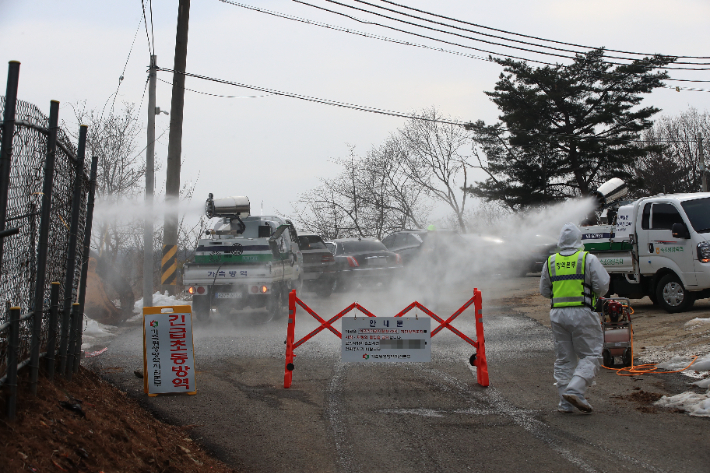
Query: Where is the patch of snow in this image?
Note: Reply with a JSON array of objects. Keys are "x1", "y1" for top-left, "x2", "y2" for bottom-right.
[
  {"x1": 128, "y1": 291, "x2": 191, "y2": 322},
  {"x1": 657, "y1": 356, "x2": 696, "y2": 371},
  {"x1": 684, "y1": 317, "x2": 710, "y2": 328},
  {"x1": 81, "y1": 318, "x2": 116, "y2": 350},
  {"x1": 691, "y1": 352, "x2": 710, "y2": 371},
  {"x1": 655, "y1": 391, "x2": 710, "y2": 417},
  {"x1": 691, "y1": 378, "x2": 710, "y2": 389}
]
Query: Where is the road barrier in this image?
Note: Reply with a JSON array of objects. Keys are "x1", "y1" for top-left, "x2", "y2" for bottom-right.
[{"x1": 284, "y1": 288, "x2": 489, "y2": 388}]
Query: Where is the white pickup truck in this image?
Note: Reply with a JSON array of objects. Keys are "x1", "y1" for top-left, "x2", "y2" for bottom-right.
[
  {"x1": 183, "y1": 195, "x2": 301, "y2": 320},
  {"x1": 581, "y1": 191, "x2": 710, "y2": 313}
]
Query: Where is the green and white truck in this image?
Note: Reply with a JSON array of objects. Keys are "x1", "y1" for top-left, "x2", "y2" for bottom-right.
[
  {"x1": 581, "y1": 179, "x2": 710, "y2": 313},
  {"x1": 183, "y1": 195, "x2": 301, "y2": 320}
]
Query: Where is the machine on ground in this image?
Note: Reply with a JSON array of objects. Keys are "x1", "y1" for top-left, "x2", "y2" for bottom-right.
[{"x1": 182, "y1": 195, "x2": 301, "y2": 320}]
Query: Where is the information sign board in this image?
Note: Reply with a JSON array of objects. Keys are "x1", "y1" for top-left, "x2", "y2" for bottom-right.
[
  {"x1": 341, "y1": 317, "x2": 431, "y2": 362},
  {"x1": 143, "y1": 305, "x2": 197, "y2": 396}
]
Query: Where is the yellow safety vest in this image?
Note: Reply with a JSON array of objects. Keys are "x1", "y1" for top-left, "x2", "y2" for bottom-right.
[{"x1": 547, "y1": 250, "x2": 595, "y2": 309}]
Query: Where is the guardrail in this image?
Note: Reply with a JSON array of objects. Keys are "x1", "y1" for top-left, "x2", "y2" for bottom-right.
[{"x1": 284, "y1": 288, "x2": 489, "y2": 388}]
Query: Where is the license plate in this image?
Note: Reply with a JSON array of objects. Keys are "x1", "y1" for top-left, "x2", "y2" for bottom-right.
[
  {"x1": 216, "y1": 292, "x2": 242, "y2": 299},
  {"x1": 367, "y1": 257, "x2": 387, "y2": 267}
]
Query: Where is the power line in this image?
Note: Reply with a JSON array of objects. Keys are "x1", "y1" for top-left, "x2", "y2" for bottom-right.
[
  {"x1": 156, "y1": 67, "x2": 705, "y2": 143},
  {"x1": 316, "y1": 0, "x2": 710, "y2": 71},
  {"x1": 101, "y1": 16, "x2": 145, "y2": 121},
  {"x1": 149, "y1": 0, "x2": 156, "y2": 55},
  {"x1": 345, "y1": 0, "x2": 710, "y2": 66},
  {"x1": 157, "y1": 67, "x2": 465, "y2": 124},
  {"x1": 374, "y1": 0, "x2": 710, "y2": 61},
  {"x1": 157, "y1": 77, "x2": 272, "y2": 98},
  {"x1": 277, "y1": 0, "x2": 710, "y2": 87},
  {"x1": 141, "y1": 0, "x2": 154, "y2": 55}
]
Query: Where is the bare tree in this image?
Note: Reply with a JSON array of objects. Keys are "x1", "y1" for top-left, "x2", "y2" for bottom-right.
[
  {"x1": 291, "y1": 144, "x2": 430, "y2": 240},
  {"x1": 635, "y1": 107, "x2": 710, "y2": 195},
  {"x1": 398, "y1": 108, "x2": 471, "y2": 231}
]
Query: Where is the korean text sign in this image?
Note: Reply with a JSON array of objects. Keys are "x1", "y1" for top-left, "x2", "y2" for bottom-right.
[
  {"x1": 342, "y1": 317, "x2": 431, "y2": 362},
  {"x1": 143, "y1": 305, "x2": 197, "y2": 396}
]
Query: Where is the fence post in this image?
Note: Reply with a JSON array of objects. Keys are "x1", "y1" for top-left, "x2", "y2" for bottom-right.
[
  {"x1": 66, "y1": 303, "x2": 80, "y2": 381},
  {"x1": 45, "y1": 282, "x2": 61, "y2": 380},
  {"x1": 472, "y1": 288, "x2": 489, "y2": 387},
  {"x1": 0, "y1": 61, "x2": 20, "y2": 274},
  {"x1": 284, "y1": 289, "x2": 296, "y2": 388},
  {"x1": 6, "y1": 306, "x2": 21, "y2": 420},
  {"x1": 73, "y1": 154, "x2": 98, "y2": 374},
  {"x1": 29, "y1": 100, "x2": 59, "y2": 394},
  {"x1": 58, "y1": 125, "x2": 86, "y2": 376}
]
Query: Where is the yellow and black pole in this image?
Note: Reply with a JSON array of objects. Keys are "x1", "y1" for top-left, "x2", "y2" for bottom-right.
[{"x1": 161, "y1": 244, "x2": 178, "y2": 287}]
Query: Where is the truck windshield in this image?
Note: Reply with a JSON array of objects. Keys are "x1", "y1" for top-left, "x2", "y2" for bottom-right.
[{"x1": 681, "y1": 197, "x2": 710, "y2": 233}]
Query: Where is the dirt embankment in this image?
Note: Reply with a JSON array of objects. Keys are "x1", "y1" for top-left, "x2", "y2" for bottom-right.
[{"x1": 0, "y1": 367, "x2": 236, "y2": 473}]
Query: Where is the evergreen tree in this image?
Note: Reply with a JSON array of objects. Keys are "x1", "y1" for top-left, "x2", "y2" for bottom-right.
[{"x1": 466, "y1": 48, "x2": 673, "y2": 210}]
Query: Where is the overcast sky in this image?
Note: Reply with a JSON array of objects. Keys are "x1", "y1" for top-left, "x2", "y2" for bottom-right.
[{"x1": 2, "y1": 0, "x2": 710, "y2": 224}]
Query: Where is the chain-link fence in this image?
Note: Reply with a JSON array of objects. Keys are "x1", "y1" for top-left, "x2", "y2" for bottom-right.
[{"x1": 0, "y1": 95, "x2": 91, "y2": 402}]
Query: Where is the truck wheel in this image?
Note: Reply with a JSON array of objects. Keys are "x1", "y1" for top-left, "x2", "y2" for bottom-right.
[
  {"x1": 656, "y1": 274, "x2": 695, "y2": 313},
  {"x1": 267, "y1": 286, "x2": 286, "y2": 320},
  {"x1": 192, "y1": 295, "x2": 210, "y2": 321}
]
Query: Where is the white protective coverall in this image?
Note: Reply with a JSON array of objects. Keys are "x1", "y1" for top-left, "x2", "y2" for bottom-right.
[{"x1": 539, "y1": 223, "x2": 610, "y2": 413}]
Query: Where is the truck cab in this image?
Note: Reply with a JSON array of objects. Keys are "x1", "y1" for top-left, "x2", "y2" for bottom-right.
[{"x1": 584, "y1": 192, "x2": 710, "y2": 312}]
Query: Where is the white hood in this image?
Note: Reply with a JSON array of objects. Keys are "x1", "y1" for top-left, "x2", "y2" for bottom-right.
[{"x1": 558, "y1": 223, "x2": 584, "y2": 251}]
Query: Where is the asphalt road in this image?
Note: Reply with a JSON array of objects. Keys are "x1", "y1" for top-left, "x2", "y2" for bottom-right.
[{"x1": 89, "y1": 277, "x2": 709, "y2": 473}]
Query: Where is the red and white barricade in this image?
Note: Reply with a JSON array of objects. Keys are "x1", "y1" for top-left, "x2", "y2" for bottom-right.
[{"x1": 284, "y1": 288, "x2": 489, "y2": 388}]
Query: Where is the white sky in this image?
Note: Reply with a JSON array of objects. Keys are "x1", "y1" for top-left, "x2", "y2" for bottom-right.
[{"x1": 2, "y1": 0, "x2": 710, "y2": 224}]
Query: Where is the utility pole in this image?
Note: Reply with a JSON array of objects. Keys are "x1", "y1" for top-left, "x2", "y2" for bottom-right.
[
  {"x1": 163, "y1": 0, "x2": 190, "y2": 294},
  {"x1": 143, "y1": 55, "x2": 157, "y2": 309},
  {"x1": 700, "y1": 134, "x2": 707, "y2": 193}
]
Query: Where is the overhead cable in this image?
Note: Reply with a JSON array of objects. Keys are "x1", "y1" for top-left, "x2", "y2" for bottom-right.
[
  {"x1": 317, "y1": 0, "x2": 709, "y2": 71},
  {"x1": 374, "y1": 0, "x2": 710, "y2": 61},
  {"x1": 157, "y1": 67, "x2": 464, "y2": 125},
  {"x1": 141, "y1": 0, "x2": 154, "y2": 55},
  {"x1": 157, "y1": 77, "x2": 272, "y2": 98},
  {"x1": 346, "y1": 0, "x2": 710, "y2": 66},
  {"x1": 156, "y1": 67, "x2": 706, "y2": 141}
]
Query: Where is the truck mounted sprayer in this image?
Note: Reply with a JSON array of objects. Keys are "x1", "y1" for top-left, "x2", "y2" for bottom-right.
[
  {"x1": 182, "y1": 194, "x2": 301, "y2": 320},
  {"x1": 582, "y1": 178, "x2": 710, "y2": 313}
]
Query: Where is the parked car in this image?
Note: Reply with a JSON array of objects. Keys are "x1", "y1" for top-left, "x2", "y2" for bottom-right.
[
  {"x1": 297, "y1": 233, "x2": 336, "y2": 297},
  {"x1": 382, "y1": 229, "x2": 468, "y2": 267},
  {"x1": 331, "y1": 238, "x2": 403, "y2": 292}
]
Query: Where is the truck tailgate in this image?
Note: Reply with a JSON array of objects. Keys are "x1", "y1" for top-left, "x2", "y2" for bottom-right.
[{"x1": 183, "y1": 264, "x2": 272, "y2": 285}]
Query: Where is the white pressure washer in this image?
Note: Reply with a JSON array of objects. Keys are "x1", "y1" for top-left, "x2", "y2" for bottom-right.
[{"x1": 598, "y1": 297, "x2": 634, "y2": 368}]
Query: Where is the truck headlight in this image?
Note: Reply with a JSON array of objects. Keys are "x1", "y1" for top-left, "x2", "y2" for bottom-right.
[{"x1": 698, "y1": 241, "x2": 710, "y2": 263}]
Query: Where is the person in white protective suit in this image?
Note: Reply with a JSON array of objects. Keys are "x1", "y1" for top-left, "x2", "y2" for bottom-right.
[{"x1": 539, "y1": 223, "x2": 610, "y2": 413}]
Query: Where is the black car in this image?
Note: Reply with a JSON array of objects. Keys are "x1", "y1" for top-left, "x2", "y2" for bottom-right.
[
  {"x1": 382, "y1": 229, "x2": 468, "y2": 266},
  {"x1": 331, "y1": 238, "x2": 403, "y2": 291},
  {"x1": 297, "y1": 233, "x2": 336, "y2": 297}
]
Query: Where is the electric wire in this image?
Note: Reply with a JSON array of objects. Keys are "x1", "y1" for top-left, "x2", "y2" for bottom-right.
[
  {"x1": 316, "y1": 0, "x2": 710, "y2": 71},
  {"x1": 224, "y1": 0, "x2": 709, "y2": 90},
  {"x1": 346, "y1": 0, "x2": 710, "y2": 66},
  {"x1": 101, "y1": 16, "x2": 145, "y2": 121},
  {"x1": 374, "y1": 0, "x2": 710, "y2": 61},
  {"x1": 157, "y1": 77, "x2": 272, "y2": 98},
  {"x1": 218, "y1": 0, "x2": 491, "y2": 62},
  {"x1": 149, "y1": 0, "x2": 156, "y2": 55},
  {"x1": 158, "y1": 67, "x2": 465, "y2": 125},
  {"x1": 141, "y1": 0, "x2": 154, "y2": 55},
  {"x1": 156, "y1": 67, "x2": 706, "y2": 142}
]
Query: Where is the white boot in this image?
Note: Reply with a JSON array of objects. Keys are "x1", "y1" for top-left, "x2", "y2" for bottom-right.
[
  {"x1": 557, "y1": 384, "x2": 574, "y2": 413},
  {"x1": 563, "y1": 376, "x2": 593, "y2": 413}
]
